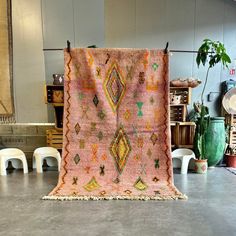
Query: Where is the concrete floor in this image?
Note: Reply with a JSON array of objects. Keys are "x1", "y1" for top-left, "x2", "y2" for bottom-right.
[{"x1": 0, "y1": 168, "x2": 235, "y2": 236}]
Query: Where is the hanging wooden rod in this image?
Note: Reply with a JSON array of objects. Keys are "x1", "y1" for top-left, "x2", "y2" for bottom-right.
[
  {"x1": 42, "y1": 41, "x2": 207, "y2": 54},
  {"x1": 43, "y1": 48, "x2": 201, "y2": 53},
  {"x1": 170, "y1": 50, "x2": 199, "y2": 53},
  {"x1": 43, "y1": 48, "x2": 63, "y2": 51}
]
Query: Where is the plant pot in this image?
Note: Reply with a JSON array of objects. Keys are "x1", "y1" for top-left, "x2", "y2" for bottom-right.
[
  {"x1": 204, "y1": 117, "x2": 225, "y2": 167},
  {"x1": 195, "y1": 159, "x2": 208, "y2": 174},
  {"x1": 225, "y1": 154, "x2": 236, "y2": 168}
]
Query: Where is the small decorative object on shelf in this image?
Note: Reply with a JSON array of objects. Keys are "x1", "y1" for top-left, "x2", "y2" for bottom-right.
[
  {"x1": 53, "y1": 74, "x2": 64, "y2": 85},
  {"x1": 170, "y1": 93, "x2": 181, "y2": 105},
  {"x1": 170, "y1": 77, "x2": 201, "y2": 88},
  {"x1": 170, "y1": 87, "x2": 191, "y2": 105}
]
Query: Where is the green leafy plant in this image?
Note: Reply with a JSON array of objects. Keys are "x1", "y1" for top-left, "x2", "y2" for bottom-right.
[
  {"x1": 194, "y1": 39, "x2": 231, "y2": 159},
  {"x1": 193, "y1": 103, "x2": 210, "y2": 159},
  {"x1": 196, "y1": 39, "x2": 231, "y2": 103}
]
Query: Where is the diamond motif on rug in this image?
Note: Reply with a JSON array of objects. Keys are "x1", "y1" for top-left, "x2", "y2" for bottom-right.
[
  {"x1": 97, "y1": 131, "x2": 103, "y2": 141},
  {"x1": 110, "y1": 126, "x2": 131, "y2": 174},
  {"x1": 93, "y1": 95, "x2": 99, "y2": 107},
  {"x1": 134, "y1": 177, "x2": 148, "y2": 191},
  {"x1": 74, "y1": 154, "x2": 80, "y2": 165},
  {"x1": 104, "y1": 62, "x2": 126, "y2": 112},
  {"x1": 150, "y1": 132, "x2": 158, "y2": 145},
  {"x1": 124, "y1": 110, "x2": 131, "y2": 120},
  {"x1": 83, "y1": 177, "x2": 101, "y2": 192},
  {"x1": 147, "y1": 148, "x2": 152, "y2": 157},
  {"x1": 152, "y1": 62, "x2": 159, "y2": 71},
  {"x1": 75, "y1": 123, "x2": 81, "y2": 134},
  {"x1": 98, "y1": 110, "x2": 106, "y2": 120}
]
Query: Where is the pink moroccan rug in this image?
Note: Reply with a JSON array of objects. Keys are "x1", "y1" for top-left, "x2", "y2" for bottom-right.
[{"x1": 44, "y1": 48, "x2": 187, "y2": 200}]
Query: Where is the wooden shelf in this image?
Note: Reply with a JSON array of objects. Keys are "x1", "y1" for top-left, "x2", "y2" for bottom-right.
[
  {"x1": 170, "y1": 104, "x2": 187, "y2": 122},
  {"x1": 170, "y1": 87, "x2": 192, "y2": 105},
  {"x1": 46, "y1": 129, "x2": 63, "y2": 149},
  {"x1": 171, "y1": 121, "x2": 195, "y2": 149},
  {"x1": 52, "y1": 103, "x2": 64, "y2": 107},
  {"x1": 44, "y1": 85, "x2": 64, "y2": 104}
]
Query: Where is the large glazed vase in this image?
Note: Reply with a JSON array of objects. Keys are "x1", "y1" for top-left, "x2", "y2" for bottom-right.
[{"x1": 205, "y1": 117, "x2": 226, "y2": 167}]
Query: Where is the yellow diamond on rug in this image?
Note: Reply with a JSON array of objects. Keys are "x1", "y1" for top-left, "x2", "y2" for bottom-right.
[
  {"x1": 83, "y1": 177, "x2": 101, "y2": 192},
  {"x1": 134, "y1": 177, "x2": 148, "y2": 191},
  {"x1": 110, "y1": 126, "x2": 131, "y2": 174},
  {"x1": 104, "y1": 62, "x2": 126, "y2": 112}
]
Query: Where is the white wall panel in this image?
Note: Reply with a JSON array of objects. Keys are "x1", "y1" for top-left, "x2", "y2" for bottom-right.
[{"x1": 12, "y1": 0, "x2": 47, "y2": 122}]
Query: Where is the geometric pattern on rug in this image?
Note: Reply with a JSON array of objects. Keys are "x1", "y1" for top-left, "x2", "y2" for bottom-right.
[
  {"x1": 44, "y1": 48, "x2": 187, "y2": 201},
  {"x1": 110, "y1": 125, "x2": 131, "y2": 174},
  {"x1": 103, "y1": 62, "x2": 126, "y2": 112}
]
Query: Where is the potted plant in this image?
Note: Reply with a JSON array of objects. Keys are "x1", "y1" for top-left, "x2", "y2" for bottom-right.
[
  {"x1": 193, "y1": 39, "x2": 231, "y2": 173},
  {"x1": 225, "y1": 145, "x2": 236, "y2": 168},
  {"x1": 193, "y1": 103, "x2": 210, "y2": 173}
]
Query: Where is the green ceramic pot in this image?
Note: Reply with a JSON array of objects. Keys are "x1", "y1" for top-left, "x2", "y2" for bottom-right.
[{"x1": 205, "y1": 117, "x2": 226, "y2": 167}]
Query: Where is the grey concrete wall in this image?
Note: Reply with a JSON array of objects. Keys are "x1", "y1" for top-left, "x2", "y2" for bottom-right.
[
  {"x1": 41, "y1": 0, "x2": 105, "y2": 121},
  {"x1": 11, "y1": 0, "x2": 236, "y2": 121},
  {"x1": 0, "y1": 123, "x2": 54, "y2": 167},
  {"x1": 105, "y1": 0, "x2": 236, "y2": 116}
]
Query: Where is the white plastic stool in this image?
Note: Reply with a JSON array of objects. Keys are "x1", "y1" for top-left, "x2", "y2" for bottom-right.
[
  {"x1": 33, "y1": 147, "x2": 61, "y2": 173},
  {"x1": 0, "y1": 148, "x2": 28, "y2": 176},
  {"x1": 171, "y1": 148, "x2": 196, "y2": 174}
]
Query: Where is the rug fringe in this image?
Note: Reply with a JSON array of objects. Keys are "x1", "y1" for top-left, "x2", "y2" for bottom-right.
[{"x1": 42, "y1": 194, "x2": 188, "y2": 201}]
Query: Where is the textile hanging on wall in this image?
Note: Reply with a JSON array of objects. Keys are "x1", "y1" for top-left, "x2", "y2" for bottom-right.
[
  {"x1": 44, "y1": 48, "x2": 187, "y2": 200},
  {"x1": 0, "y1": 0, "x2": 14, "y2": 122}
]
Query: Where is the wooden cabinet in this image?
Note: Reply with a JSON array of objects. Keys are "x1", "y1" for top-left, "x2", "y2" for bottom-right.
[
  {"x1": 170, "y1": 87, "x2": 195, "y2": 148},
  {"x1": 171, "y1": 122, "x2": 196, "y2": 148},
  {"x1": 170, "y1": 87, "x2": 191, "y2": 122},
  {"x1": 45, "y1": 85, "x2": 64, "y2": 149},
  {"x1": 45, "y1": 85, "x2": 64, "y2": 130}
]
